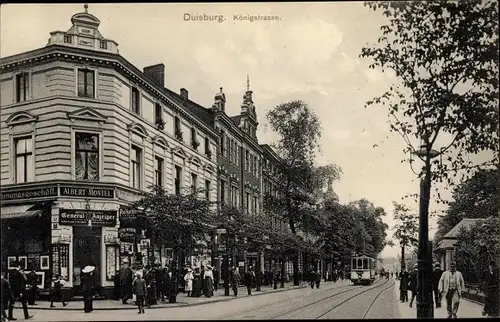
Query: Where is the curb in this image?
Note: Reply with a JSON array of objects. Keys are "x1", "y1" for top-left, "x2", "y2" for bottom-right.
[{"x1": 19, "y1": 284, "x2": 309, "y2": 311}]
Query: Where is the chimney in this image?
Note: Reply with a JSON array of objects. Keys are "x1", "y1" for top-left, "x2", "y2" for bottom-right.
[
  {"x1": 180, "y1": 88, "x2": 188, "y2": 100},
  {"x1": 143, "y1": 64, "x2": 165, "y2": 87}
]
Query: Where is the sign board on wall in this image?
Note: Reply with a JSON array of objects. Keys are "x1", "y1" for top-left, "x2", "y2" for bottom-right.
[
  {"x1": 59, "y1": 209, "x2": 117, "y2": 226},
  {"x1": 60, "y1": 187, "x2": 114, "y2": 199},
  {"x1": 1, "y1": 187, "x2": 58, "y2": 201}
]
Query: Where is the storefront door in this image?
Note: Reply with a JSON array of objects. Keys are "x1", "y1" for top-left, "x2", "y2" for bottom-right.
[{"x1": 73, "y1": 226, "x2": 101, "y2": 291}]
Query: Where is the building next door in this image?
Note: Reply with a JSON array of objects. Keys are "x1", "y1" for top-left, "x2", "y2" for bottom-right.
[{"x1": 73, "y1": 226, "x2": 101, "y2": 294}]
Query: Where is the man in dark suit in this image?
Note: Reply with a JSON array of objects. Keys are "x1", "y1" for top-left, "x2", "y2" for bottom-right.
[
  {"x1": 1, "y1": 267, "x2": 14, "y2": 322},
  {"x1": 119, "y1": 259, "x2": 133, "y2": 304},
  {"x1": 8, "y1": 261, "x2": 33, "y2": 320}
]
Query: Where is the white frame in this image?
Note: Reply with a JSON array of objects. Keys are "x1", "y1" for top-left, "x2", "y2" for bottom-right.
[
  {"x1": 7, "y1": 256, "x2": 17, "y2": 270},
  {"x1": 74, "y1": 66, "x2": 98, "y2": 99},
  {"x1": 12, "y1": 70, "x2": 33, "y2": 104},
  {"x1": 40, "y1": 255, "x2": 50, "y2": 270},
  {"x1": 35, "y1": 272, "x2": 45, "y2": 289},
  {"x1": 10, "y1": 132, "x2": 36, "y2": 184},
  {"x1": 18, "y1": 256, "x2": 27, "y2": 270},
  {"x1": 70, "y1": 127, "x2": 104, "y2": 182}
]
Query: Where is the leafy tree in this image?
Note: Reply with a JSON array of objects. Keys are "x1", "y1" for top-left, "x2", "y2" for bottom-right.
[
  {"x1": 265, "y1": 100, "x2": 324, "y2": 285},
  {"x1": 392, "y1": 202, "x2": 419, "y2": 270},
  {"x1": 454, "y1": 216, "x2": 500, "y2": 284},
  {"x1": 435, "y1": 167, "x2": 500, "y2": 243}
]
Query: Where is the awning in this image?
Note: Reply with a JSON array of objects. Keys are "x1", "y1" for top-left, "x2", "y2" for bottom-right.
[{"x1": 1, "y1": 204, "x2": 43, "y2": 220}]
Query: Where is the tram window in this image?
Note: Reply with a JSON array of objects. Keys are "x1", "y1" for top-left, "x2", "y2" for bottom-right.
[
  {"x1": 363, "y1": 259, "x2": 368, "y2": 269},
  {"x1": 358, "y1": 259, "x2": 363, "y2": 268},
  {"x1": 352, "y1": 259, "x2": 356, "y2": 269}
]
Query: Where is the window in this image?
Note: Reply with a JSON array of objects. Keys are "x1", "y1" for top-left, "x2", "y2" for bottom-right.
[
  {"x1": 204, "y1": 137, "x2": 211, "y2": 157},
  {"x1": 191, "y1": 128, "x2": 198, "y2": 149},
  {"x1": 14, "y1": 137, "x2": 33, "y2": 183},
  {"x1": 154, "y1": 156, "x2": 164, "y2": 187},
  {"x1": 77, "y1": 69, "x2": 95, "y2": 98},
  {"x1": 15, "y1": 72, "x2": 30, "y2": 103},
  {"x1": 229, "y1": 139, "x2": 233, "y2": 162},
  {"x1": 254, "y1": 196, "x2": 258, "y2": 214},
  {"x1": 75, "y1": 132, "x2": 99, "y2": 181},
  {"x1": 174, "y1": 116, "x2": 182, "y2": 140},
  {"x1": 131, "y1": 87, "x2": 140, "y2": 114},
  {"x1": 191, "y1": 173, "x2": 198, "y2": 193},
  {"x1": 220, "y1": 180, "x2": 226, "y2": 205},
  {"x1": 64, "y1": 34, "x2": 72, "y2": 44},
  {"x1": 131, "y1": 145, "x2": 142, "y2": 189},
  {"x1": 245, "y1": 150, "x2": 249, "y2": 171},
  {"x1": 363, "y1": 258, "x2": 368, "y2": 269},
  {"x1": 100, "y1": 40, "x2": 107, "y2": 49},
  {"x1": 155, "y1": 103, "x2": 163, "y2": 128},
  {"x1": 205, "y1": 180, "x2": 211, "y2": 201},
  {"x1": 220, "y1": 131, "x2": 225, "y2": 156},
  {"x1": 175, "y1": 166, "x2": 182, "y2": 195},
  {"x1": 246, "y1": 192, "x2": 250, "y2": 214}
]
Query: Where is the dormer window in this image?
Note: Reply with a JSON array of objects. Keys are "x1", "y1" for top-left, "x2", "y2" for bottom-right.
[
  {"x1": 77, "y1": 68, "x2": 95, "y2": 98},
  {"x1": 100, "y1": 40, "x2": 107, "y2": 49},
  {"x1": 64, "y1": 34, "x2": 72, "y2": 44}
]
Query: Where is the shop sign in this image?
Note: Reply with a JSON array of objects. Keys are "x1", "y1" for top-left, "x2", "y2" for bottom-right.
[
  {"x1": 119, "y1": 206, "x2": 146, "y2": 229},
  {"x1": 60, "y1": 187, "x2": 114, "y2": 199},
  {"x1": 118, "y1": 228, "x2": 137, "y2": 241},
  {"x1": 1, "y1": 186, "x2": 58, "y2": 201},
  {"x1": 116, "y1": 189, "x2": 143, "y2": 202},
  {"x1": 59, "y1": 209, "x2": 117, "y2": 226}
]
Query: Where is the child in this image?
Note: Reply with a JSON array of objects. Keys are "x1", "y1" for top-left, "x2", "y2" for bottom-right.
[
  {"x1": 184, "y1": 269, "x2": 194, "y2": 297},
  {"x1": 50, "y1": 275, "x2": 68, "y2": 308},
  {"x1": 132, "y1": 272, "x2": 147, "y2": 314}
]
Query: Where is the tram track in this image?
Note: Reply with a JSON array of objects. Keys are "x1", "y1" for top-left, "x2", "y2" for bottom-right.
[
  {"x1": 269, "y1": 279, "x2": 388, "y2": 320},
  {"x1": 217, "y1": 282, "x2": 357, "y2": 320},
  {"x1": 315, "y1": 280, "x2": 395, "y2": 319}
]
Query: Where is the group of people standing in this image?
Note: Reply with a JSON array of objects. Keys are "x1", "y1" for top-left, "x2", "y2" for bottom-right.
[
  {"x1": 398, "y1": 260, "x2": 499, "y2": 319},
  {"x1": 183, "y1": 264, "x2": 216, "y2": 298}
]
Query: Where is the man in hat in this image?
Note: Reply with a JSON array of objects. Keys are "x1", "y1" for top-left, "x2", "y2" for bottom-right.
[
  {"x1": 8, "y1": 261, "x2": 33, "y2": 320},
  {"x1": 438, "y1": 261, "x2": 465, "y2": 319},
  {"x1": 81, "y1": 265, "x2": 96, "y2": 313},
  {"x1": 1, "y1": 266, "x2": 14, "y2": 322},
  {"x1": 244, "y1": 266, "x2": 255, "y2": 296},
  {"x1": 433, "y1": 263, "x2": 444, "y2": 308},
  {"x1": 119, "y1": 259, "x2": 133, "y2": 304},
  {"x1": 408, "y1": 263, "x2": 418, "y2": 308}
]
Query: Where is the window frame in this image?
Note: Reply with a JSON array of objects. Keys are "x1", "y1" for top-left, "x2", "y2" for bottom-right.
[
  {"x1": 70, "y1": 127, "x2": 103, "y2": 182},
  {"x1": 131, "y1": 86, "x2": 141, "y2": 115},
  {"x1": 76, "y1": 67, "x2": 97, "y2": 99},
  {"x1": 13, "y1": 135, "x2": 34, "y2": 183},
  {"x1": 130, "y1": 145, "x2": 143, "y2": 190},
  {"x1": 154, "y1": 102, "x2": 163, "y2": 127},
  {"x1": 205, "y1": 179, "x2": 211, "y2": 201},
  {"x1": 74, "y1": 132, "x2": 101, "y2": 181},
  {"x1": 220, "y1": 179, "x2": 226, "y2": 205},
  {"x1": 191, "y1": 172, "x2": 198, "y2": 194},
  {"x1": 99, "y1": 40, "x2": 108, "y2": 50},
  {"x1": 14, "y1": 71, "x2": 32, "y2": 103},
  {"x1": 174, "y1": 165, "x2": 183, "y2": 195},
  {"x1": 154, "y1": 156, "x2": 164, "y2": 187}
]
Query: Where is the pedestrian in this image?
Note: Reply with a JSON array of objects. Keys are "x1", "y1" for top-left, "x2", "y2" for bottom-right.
[
  {"x1": 481, "y1": 260, "x2": 499, "y2": 318},
  {"x1": 315, "y1": 269, "x2": 321, "y2": 289},
  {"x1": 408, "y1": 264, "x2": 418, "y2": 308},
  {"x1": 308, "y1": 267, "x2": 316, "y2": 289},
  {"x1": 25, "y1": 266, "x2": 37, "y2": 306},
  {"x1": 230, "y1": 266, "x2": 241, "y2": 297},
  {"x1": 81, "y1": 265, "x2": 96, "y2": 313},
  {"x1": 163, "y1": 267, "x2": 171, "y2": 301},
  {"x1": 192, "y1": 268, "x2": 202, "y2": 297},
  {"x1": 438, "y1": 261, "x2": 465, "y2": 319},
  {"x1": 119, "y1": 259, "x2": 133, "y2": 304},
  {"x1": 203, "y1": 265, "x2": 214, "y2": 297},
  {"x1": 50, "y1": 275, "x2": 68, "y2": 307},
  {"x1": 200, "y1": 265, "x2": 205, "y2": 295},
  {"x1": 213, "y1": 267, "x2": 219, "y2": 292},
  {"x1": 144, "y1": 265, "x2": 157, "y2": 307},
  {"x1": 132, "y1": 272, "x2": 147, "y2": 314},
  {"x1": 184, "y1": 269, "x2": 194, "y2": 297},
  {"x1": 399, "y1": 267, "x2": 409, "y2": 303},
  {"x1": 7, "y1": 261, "x2": 33, "y2": 320},
  {"x1": 1, "y1": 267, "x2": 14, "y2": 322},
  {"x1": 113, "y1": 269, "x2": 121, "y2": 300},
  {"x1": 244, "y1": 266, "x2": 255, "y2": 296},
  {"x1": 154, "y1": 264, "x2": 163, "y2": 301},
  {"x1": 433, "y1": 263, "x2": 444, "y2": 309}
]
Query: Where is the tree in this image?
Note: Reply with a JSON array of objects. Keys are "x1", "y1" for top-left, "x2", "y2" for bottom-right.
[
  {"x1": 392, "y1": 202, "x2": 418, "y2": 270},
  {"x1": 434, "y1": 167, "x2": 500, "y2": 243},
  {"x1": 265, "y1": 100, "x2": 324, "y2": 286},
  {"x1": 454, "y1": 216, "x2": 500, "y2": 284}
]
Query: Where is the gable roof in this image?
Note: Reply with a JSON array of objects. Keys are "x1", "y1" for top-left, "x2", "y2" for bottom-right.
[{"x1": 443, "y1": 218, "x2": 487, "y2": 239}]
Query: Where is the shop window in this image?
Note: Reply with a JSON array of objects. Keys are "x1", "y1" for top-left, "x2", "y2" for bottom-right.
[
  {"x1": 77, "y1": 68, "x2": 95, "y2": 98},
  {"x1": 15, "y1": 72, "x2": 30, "y2": 103},
  {"x1": 14, "y1": 136, "x2": 34, "y2": 183},
  {"x1": 75, "y1": 132, "x2": 99, "y2": 181},
  {"x1": 131, "y1": 145, "x2": 142, "y2": 189}
]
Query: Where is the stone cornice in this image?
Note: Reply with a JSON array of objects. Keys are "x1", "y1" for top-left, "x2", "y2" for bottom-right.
[{"x1": 0, "y1": 45, "x2": 219, "y2": 142}]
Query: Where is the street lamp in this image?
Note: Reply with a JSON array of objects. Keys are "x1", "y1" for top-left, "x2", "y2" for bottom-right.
[{"x1": 414, "y1": 139, "x2": 439, "y2": 319}]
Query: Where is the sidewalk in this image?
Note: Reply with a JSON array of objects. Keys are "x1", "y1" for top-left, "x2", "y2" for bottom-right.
[
  {"x1": 17, "y1": 281, "x2": 314, "y2": 311},
  {"x1": 393, "y1": 280, "x2": 485, "y2": 319}
]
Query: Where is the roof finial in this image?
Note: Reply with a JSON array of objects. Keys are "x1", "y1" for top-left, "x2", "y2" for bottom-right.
[
  {"x1": 246, "y1": 75, "x2": 250, "y2": 91},
  {"x1": 84, "y1": 3, "x2": 89, "y2": 13}
]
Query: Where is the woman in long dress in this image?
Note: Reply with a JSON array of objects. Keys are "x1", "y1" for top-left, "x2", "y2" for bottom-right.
[
  {"x1": 184, "y1": 269, "x2": 194, "y2": 297},
  {"x1": 192, "y1": 269, "x2": 202, "y2": 297},
  {"x1": 81, "y1": 265, "x2": 95, "y2": 313},
  {"x1": 203, "y1": 265, "x2": 214, "y2": 297}
]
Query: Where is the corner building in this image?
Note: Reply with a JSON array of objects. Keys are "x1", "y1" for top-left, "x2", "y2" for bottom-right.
[{"x1": 0, "y1": 8, "x2": 218, "y2": 297}]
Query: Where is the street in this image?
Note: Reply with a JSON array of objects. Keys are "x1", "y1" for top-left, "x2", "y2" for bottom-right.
[{"x1": 13, "y1": 280, "x2": 403, "y2": 321}]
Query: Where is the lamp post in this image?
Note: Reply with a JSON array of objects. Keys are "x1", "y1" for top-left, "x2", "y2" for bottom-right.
[{"x1": 414, "y1": 140, "x2": 439, "y2": 319}]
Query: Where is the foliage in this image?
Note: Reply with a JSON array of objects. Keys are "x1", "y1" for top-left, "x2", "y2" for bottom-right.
[
  {"x1": 454, "y1": 216, "x2": 500, "y2": 283},
  {"x1": 434, "y1": 167, "x2": 500, "y2": 243},
  {"x1": 131, "y1": 186, "x2": 215, "y2": 251},
  {"x1": 360, "y1": 0, "x2": 499, "y2": 194},
  {"x1": 392, "y1": 202, "x2": 419, "y2": 248},
  {"x1": 214, "y1": 205, "x2": 246, "y2": 255}
]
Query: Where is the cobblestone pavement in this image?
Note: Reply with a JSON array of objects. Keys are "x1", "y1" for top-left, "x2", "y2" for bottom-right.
[
  {"x1": 393, "y1": 280, "x2": 486, "y2": 319},
  {"x1": 11, "y1": 280, "x2": 371, "y2": 321}
]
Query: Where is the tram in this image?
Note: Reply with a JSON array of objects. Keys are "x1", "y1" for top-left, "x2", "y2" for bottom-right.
[{"x1": 350, "y1": 255, "x2": 376, "y2": 285}]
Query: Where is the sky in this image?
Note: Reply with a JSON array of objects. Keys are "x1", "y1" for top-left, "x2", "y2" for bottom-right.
[{"x1": 1, "y1": 2, "x2": 481, "y2": 258}]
